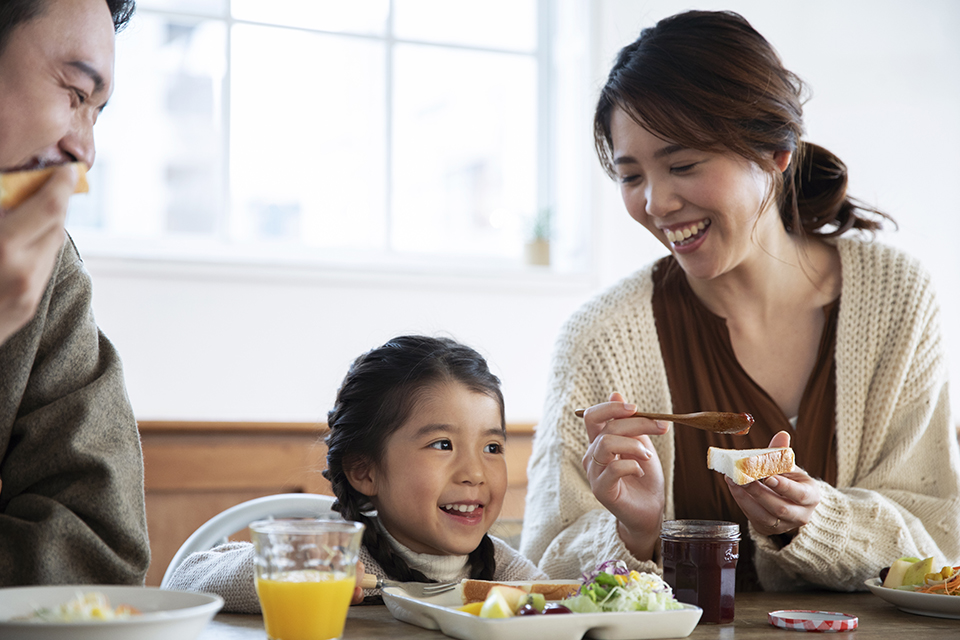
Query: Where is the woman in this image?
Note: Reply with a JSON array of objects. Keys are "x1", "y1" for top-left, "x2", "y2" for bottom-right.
[{"x1": 519, "y1": 10, "x2": 960, "y2": 591}]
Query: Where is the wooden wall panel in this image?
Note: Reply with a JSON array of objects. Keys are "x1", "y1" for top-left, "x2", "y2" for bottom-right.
[
  {"x1": 144, "y1": 437, "x2": 328, "y2": 492},
  {"x1": 140, "y1": 421, "x2": 535, "y2": 587}
]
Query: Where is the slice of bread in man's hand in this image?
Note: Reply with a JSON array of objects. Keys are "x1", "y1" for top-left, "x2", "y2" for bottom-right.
[
  {"x1": 458, "y1": 579, "x2": 581, "y2": 604},
  {"x1": 0, "y1": 162, "x2": 88, "y2": 210},
  {"x1": 707, "y1": 446, "x2": 795, "y2": 485}
]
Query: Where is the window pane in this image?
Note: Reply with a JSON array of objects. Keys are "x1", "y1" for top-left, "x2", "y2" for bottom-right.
[
  {"x1": 230, "y1": 25, "x2": 387, "y2": 250},
  {"x1": 232, "y1": 0, "x2": 389, "y2": 35},
  {"x1": 391, "y1": 45, "x2": 537, "y2": 259},
  {"x1": 68, "y1": 15, "x2": 226, "y2": 239},
  {"x1": 138, "y1": 0, "x2": 226, "y2": 17},
  {"x1": 68, "y1": 3, "x2": 575, "y2": 272},
  {"x1": 394, "y1": 0, "x2": 537, "y2": 51}
]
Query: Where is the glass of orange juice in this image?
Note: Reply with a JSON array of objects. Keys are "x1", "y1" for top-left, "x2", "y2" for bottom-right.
[{"x1": 250, "y1": 518, "x2": 365, "y2": 640}]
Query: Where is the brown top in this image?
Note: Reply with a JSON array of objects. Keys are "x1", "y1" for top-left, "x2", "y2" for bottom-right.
[{"x1": 652, "y1": 257, "x2": 839, "y2": 591}]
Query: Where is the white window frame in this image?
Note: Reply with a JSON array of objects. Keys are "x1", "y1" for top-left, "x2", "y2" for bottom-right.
[{"x1": 71, "y1": 0, "x2": 594, "y2": 287}]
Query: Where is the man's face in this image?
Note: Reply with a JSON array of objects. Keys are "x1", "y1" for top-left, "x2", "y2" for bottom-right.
[{"x1": 0, "y1": 0, "x2": 116, "y2": 172}]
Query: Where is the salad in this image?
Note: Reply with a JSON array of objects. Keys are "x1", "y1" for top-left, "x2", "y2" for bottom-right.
[
  {"x1": 458, "y1": 561, "x2": 683, "y2": 618},
  {"x1": 20, "y1": 592, "x2": 141, "y2": 623},
  {"x1": 561, "y1": 560, "x2": 683, "y2": 613},
  {"x1": 879, "y1": 556, "x2": 960, "y2": 596},
  {"x1": 916, "y1": 572, "x2": 960, "y2": 596}
]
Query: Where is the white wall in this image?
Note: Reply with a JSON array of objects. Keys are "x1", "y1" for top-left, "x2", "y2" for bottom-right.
[
  {"x1": 85, "y1": 1, "x2": 960, "y2": 423},
  {"x1": 87, "y1": 263, "x2": 593, "y2": 422}
]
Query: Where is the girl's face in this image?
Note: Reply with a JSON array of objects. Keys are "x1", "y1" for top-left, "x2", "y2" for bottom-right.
[
  {"x1": 608, "y1": 107, "x2": 786, "y2": 283},
  {"x1": 354, "y1": 381, "x2": 506, "y2": 557}
]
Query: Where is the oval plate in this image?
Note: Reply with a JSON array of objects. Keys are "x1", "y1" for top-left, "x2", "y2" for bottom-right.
[
  {"x1": 0, "y1": 585, "x2": 223, "y2": 640},
  {"x1": 864, "y1": 577, "x2": 960, "y2": 619}
]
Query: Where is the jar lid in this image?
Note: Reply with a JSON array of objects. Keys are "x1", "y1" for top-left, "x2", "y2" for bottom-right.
[
  {"x1": 661, "y1": 519, "x2": 740, "y2": 540},
  {"x1": 768, "y1": 610, "x2": 859, "y2": 632}
]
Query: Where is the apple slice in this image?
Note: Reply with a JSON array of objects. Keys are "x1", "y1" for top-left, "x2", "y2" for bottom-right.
[
  {"x1": 902, "y1": 557, "x2": 934, "y2": 586},
  {"x1": 882, "y1": 559, "x2": 913, "y2": 588},
  {"x1": 479, "y1": 589, "x2": 514, "y2": 619},
  {"x1": 491, "y1": 585, "x2": 528, "y2": 612}
]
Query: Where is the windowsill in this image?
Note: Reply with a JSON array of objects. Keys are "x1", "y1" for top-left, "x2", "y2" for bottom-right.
[{"x1": 79, "y1": 249, "x2": 597, "y2": 293}]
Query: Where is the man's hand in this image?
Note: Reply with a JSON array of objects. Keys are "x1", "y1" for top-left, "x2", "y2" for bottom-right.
[{"x1": 0, "y1": 165, "x2": 76, "y2": 346}]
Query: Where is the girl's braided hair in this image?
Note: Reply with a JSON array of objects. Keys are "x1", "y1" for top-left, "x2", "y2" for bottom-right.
[{"x1": 322, "y1": 335, "x2": 503, "y2": 581}]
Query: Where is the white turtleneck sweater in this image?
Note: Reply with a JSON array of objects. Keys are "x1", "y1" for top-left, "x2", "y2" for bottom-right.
[{"x1": 378, "y1": 527, "x2": 472, "y2": 583}]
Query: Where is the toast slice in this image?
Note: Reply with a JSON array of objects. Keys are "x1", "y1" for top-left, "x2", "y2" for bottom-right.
[
  {"x1": 0, "y1": 162, "x2": 88, "y2": 210},
  {"x1": 707, "y1": 446, "x2": 795, "y2": 485},
  {"x1": 458, "y1": 579, "x2": 581, "y2": 604}
]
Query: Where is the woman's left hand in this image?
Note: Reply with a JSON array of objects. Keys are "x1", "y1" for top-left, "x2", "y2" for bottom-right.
[{"x1": 725, "y1": 431, "x2": 820, "y2": 537}]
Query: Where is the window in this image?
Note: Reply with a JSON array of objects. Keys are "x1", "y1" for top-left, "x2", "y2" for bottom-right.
[{"x1": 69, "y1": 0, "x2": 590, "y2": 274}]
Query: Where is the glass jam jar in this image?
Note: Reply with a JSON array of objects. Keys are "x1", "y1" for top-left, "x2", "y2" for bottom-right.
[{"x1": 660, "y1": 520, "x2": 740, "y2": 624}]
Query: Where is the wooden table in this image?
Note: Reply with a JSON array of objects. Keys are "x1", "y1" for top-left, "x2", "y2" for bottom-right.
[{"x1": 198, "y1": 590, "x2": 958, "y2": 639}]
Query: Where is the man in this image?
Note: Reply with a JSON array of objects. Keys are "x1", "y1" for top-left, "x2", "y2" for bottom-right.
[{"x1": 0, "y1": 0, "x2": 149, "y2": 585}]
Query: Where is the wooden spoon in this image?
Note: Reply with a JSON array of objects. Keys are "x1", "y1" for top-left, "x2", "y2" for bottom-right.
[{"x1": 573, "y1": 409, "x2": 753, "y2": 435}]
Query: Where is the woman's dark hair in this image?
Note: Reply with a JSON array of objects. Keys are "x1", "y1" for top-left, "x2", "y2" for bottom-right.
[
  {"x1": 594, "y1": 10, "x2": 893, "y2": 237},
  {"x1": 323, "y1": 335, "x2": 504, "y2": 582},
  {"x1": 0, "y1": 0, "x2": 136, "y2": 57}
]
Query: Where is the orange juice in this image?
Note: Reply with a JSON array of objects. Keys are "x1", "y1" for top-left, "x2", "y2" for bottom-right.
[{"x1": 255, "y1": 570, "x2": 355, "y2": 640}]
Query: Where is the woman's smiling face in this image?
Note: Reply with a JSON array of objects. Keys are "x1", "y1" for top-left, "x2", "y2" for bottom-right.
[
  {"x1": 354, "y1": 381, "x2": 507, "y2": 557},
  {"x1": 609, "y1": 107, "x2": 786, "y2": 283}
]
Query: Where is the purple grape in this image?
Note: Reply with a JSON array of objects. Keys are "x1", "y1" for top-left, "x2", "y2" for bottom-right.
[{"x1": 542, "y1": 604, "x2": 573, "y2": 615}]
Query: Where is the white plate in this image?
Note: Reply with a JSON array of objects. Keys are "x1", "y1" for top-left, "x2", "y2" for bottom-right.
[
  {"x1": 0, "y1": 585, "x2": 224, "y2": 640},
  {"x1": 864, "y1": 578, "x2": 960, "y2": 619},
  {"x1": 382, "y1": 583, "x2": 702, "y2": 640}
]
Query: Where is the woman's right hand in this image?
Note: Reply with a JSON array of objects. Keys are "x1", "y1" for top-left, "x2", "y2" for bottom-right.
[
  {"x1": 581, "y1": 392, "x2": 667, "y2": 561},
  {"x1": 351, "y1": 560, "x2": 366, "y2": 605}
]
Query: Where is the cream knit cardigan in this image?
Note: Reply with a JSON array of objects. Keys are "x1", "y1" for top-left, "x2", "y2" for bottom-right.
[{"x1": 520, "y1": 238, "x2": 960, "y2": 591}]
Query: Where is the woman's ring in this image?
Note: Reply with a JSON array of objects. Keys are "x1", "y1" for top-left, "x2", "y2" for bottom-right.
[
  {"x1": 592, "y1": 454, "x2": 608, "y2": 468},
  {"x1": 773, "y1": 518, "x2": 780, "y2": 530}
]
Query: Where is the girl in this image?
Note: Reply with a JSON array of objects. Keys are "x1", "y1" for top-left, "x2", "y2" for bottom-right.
[
  {"x1": 167, "y1": 335, "x2": 545, "y2": 612},
  {"x1": 521, "y1": 10, "x2": 960, "y2": 592}
]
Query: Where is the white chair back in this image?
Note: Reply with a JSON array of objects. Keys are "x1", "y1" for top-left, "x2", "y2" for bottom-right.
[{"x1": 160, "y1": 493, "x2": 337, "y2": 589}]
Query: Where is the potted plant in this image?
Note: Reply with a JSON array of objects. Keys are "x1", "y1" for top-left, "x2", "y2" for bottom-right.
[{"x1": 524, "y1": 207, "x2": 551, "y2": 266}]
